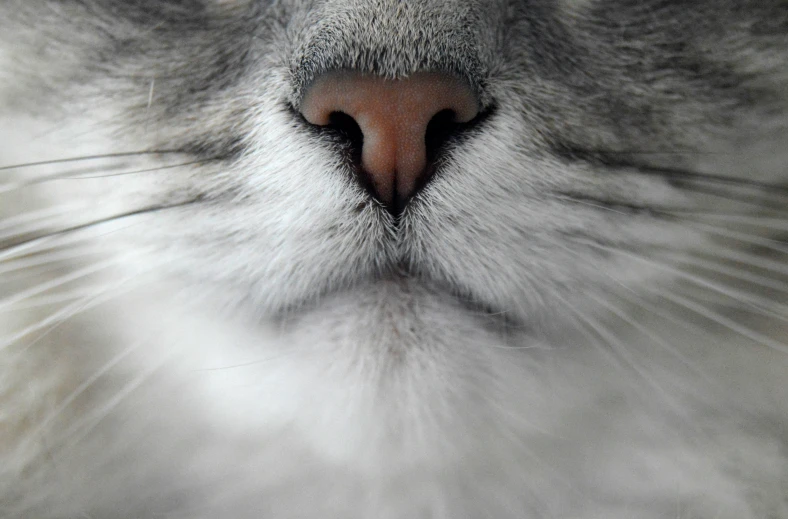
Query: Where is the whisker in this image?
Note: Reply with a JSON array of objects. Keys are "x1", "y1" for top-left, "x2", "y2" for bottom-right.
[
  {"x1": 550, "y1": 194, "x2": 636, "y2": 216},
  {"x1": 56, "y1": 353, "x2": 168, "y2": 453},
  {"x1": 644, "y1": 287, "x2": 788, "y2": 355},
  {"x1": 682, "y1": 220, "x2": 788, "y2": 255},
  {"x1": 570, "y1": 150, "x2": 788, "y2": 194},
  {"x1": 546, "y1": 235, "x2": 751, "y2": 358},
  {"x1": 610, "y1": 280, "x2": 730, "y2": 340},
  {"x1": 0, "y1": 256, "x2": 135, "y2": 310},
  {"x1": 589, "y1": 150, "x2": 738, "y2": 157},
  {"x1": 0, "y1": 272, "x2": 137, "y2": 351},
  {"x1": 685, "y1": 213, "x2": 788, "y2": 231},
  {"x1": 0, "y1": 198, "x2": 205, "y2": 262},
  {"x1": 575, "y1": 239, "x2": 788, "y2": 322},
  {"x1": 0, "y1": 234, "x2": 107, "y2": 265},
  {"x1": 25, "y1": 339, "x2": 143, "y2": 448},
  {"x1": 0, "y1": 247, "x2": 105, "y2": 276},
  {"x1": 0, "y1": 150, "x2": 191, "y2": 172},
  {"x1": 0, "y1": 213, "x2": 96, "y2": 245},
  {"x1": 0, "y1": 228, "x2": 107, "y2": 264},
  {"x1": 555, "y1": 191, "x2": 788, "y2": 220},
  {"x1": 683, "y1": 246, "x2": 788, "y2": 277},
  {"x1": 665, "y1": 181, "x2": 788, "y2": 209},
  {"x1": 0, "y1": 162, "x2": 135, "y2": 193},
  {"x1": 0, "y1": 158, "x2": 220, "y2": 193},
  {"x1": 643, "y1": 167, "x2": 788, "y2": 195},
  {"x1": 657, "y1": 250, "x2": 788, "y2": 294},
  {"x1": 548, "y1": 290, "x2": 655, "y2": 392},
  {"x1": 584, "y1": 288, "x2": 720, "y2": 389},
  {"x1": 0, "y1": 289, "x2": 106, "y2": 313},
  {"x1": 0, "y1": 204, "x2": 85, "y2": 233},
  {"x1": 559, "y1": 295, "x2": 687, "y2": 411},
  {"x1": 46, "y1": 270, "x2": 185, "y2": 453}
]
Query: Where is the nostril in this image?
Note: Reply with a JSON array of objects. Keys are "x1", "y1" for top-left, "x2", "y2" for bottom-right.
[
  {"x1": 326, "y1": 111, "x2": 364, "y2": 164},
  {"x1": 327, "y1": 112, "x2": 363, "y2": 145},
  {"x1": 425, "y1": 109, "x2": 462, "y2": 166}
]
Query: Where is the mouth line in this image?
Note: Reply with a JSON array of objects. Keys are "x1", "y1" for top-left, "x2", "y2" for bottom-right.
[
  {"x1": 266, "y1": 261, "x2": 526, "y2": 333},
  {"x1": 376, "y1": 263, "x2": 529, "y2": 331}
]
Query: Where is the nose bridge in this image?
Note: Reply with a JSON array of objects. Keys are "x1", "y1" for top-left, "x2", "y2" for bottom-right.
[{"x1": 289, "y1": 0, "x2": 490, "y2": 108}]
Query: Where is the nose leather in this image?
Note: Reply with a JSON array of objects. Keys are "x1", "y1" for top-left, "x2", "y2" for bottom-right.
[{"x1": 300, "y1": 71, "x2": 480, "y2": 207}]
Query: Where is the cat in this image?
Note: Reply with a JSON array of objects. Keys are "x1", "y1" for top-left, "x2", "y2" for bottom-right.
[{"x1": 1, "y1": 0, "x2": 787, "y2": 517}]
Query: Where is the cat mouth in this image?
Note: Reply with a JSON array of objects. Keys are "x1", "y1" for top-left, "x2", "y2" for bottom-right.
[{"x1": 325, "y1": 262, "x2": 526, "y2": 331}]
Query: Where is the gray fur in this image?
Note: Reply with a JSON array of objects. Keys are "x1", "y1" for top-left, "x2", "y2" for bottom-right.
[{"x1": 1, "y1": 1, "x2": 787, "y2": 518}]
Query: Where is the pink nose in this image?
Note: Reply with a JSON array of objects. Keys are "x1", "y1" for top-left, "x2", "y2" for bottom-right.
[{"x1": 300, "y1": 71, "x2": 480, "y2": 209}]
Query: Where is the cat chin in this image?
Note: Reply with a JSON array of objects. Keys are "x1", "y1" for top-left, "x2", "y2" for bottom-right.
[
  {"x1": 3, "y1": 277, "x2": 548, "y2": 507},
  {"x1": 92, "y1": 276, "x2": 543, "y2": 453},
  {"x1": 7, "y1": 275, "x2": 783, "y2": 519}
]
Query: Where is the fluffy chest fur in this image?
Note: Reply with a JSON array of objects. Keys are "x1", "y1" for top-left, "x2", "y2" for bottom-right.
[{"x1": 1, "y1": 1, "x2": 787, "y2": 518}]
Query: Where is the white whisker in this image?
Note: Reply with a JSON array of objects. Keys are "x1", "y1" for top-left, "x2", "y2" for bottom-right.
[
  {"x1": 683, "y1": 220, "x2": 788, "y2": 255},
  {"x1": 0, "y1": 258, "x2": 130, "y2": 310},
  {"x1": 585, "y1": 288, "x2": 720, "y2": 389},
  {"x1": 0, "y1": 204, "x2": 85, "y2": 233},
  {"x1": 609, "y1": 281, "x2": 714, "y2": 340},
  {"x1": 24, "y1": 340, "x2": 143, "y2": 447},
  {"x1": 0, "y1": 164, "x2": 132, "y2": 193},
  {"x1": 549, "y1": 290, "x2": 654, "y2": 394},
  {"x1": 577, "y1": 240, "x2": 788, "y2": 323},
  {"x1": 660, "y1": 251, "x2": 788, "y2": 293},
  {"x1": 0, "y1": 290, "x2": 105, "y2": 313},
  {"x1": 0, "y1": 231, "x2": 100, "y2": 263},
  {"x1": 646, "y1": 288, "x2": 788, "y2": 355},
  {"x1": 0, "y1": 203, "x2": 187, "y2": 263},
  {"x1": 0, "y1": 272, "x2": 139, "y2": 352},
  {"x1": 0, "y1": 247, "x2": 105, "y2": 277},
  {"x1": 56, "y1": 352, "x2": 170, "y2": 454},
  {"x1": 0, "y1": 151, "x2": 187, "y2": 172},
  {"x1": 688, "y1": 213, "x2": 788, "y2": 231},
  {"x1": 561, "y1": 297, "x2": 686, "y2": 412},
  {"x1": 691, "y1": 247, "x2": 788, "y2": 277},
  {"x1": 0, "y1": 160, "x2": 208, "y2": 193}
]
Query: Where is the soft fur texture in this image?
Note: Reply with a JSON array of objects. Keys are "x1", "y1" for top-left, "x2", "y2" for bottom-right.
[{"x1": 1, "y1": 1, "x2": 787, "y2": 518}]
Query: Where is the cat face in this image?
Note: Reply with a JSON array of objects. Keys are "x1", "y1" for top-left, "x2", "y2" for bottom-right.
[
  {"x1": 3, "y1": 0, "x2": 784, "y2": 332},
  {"x1": 2, "y1": 1, "x2": 788, "y2": 517}
]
